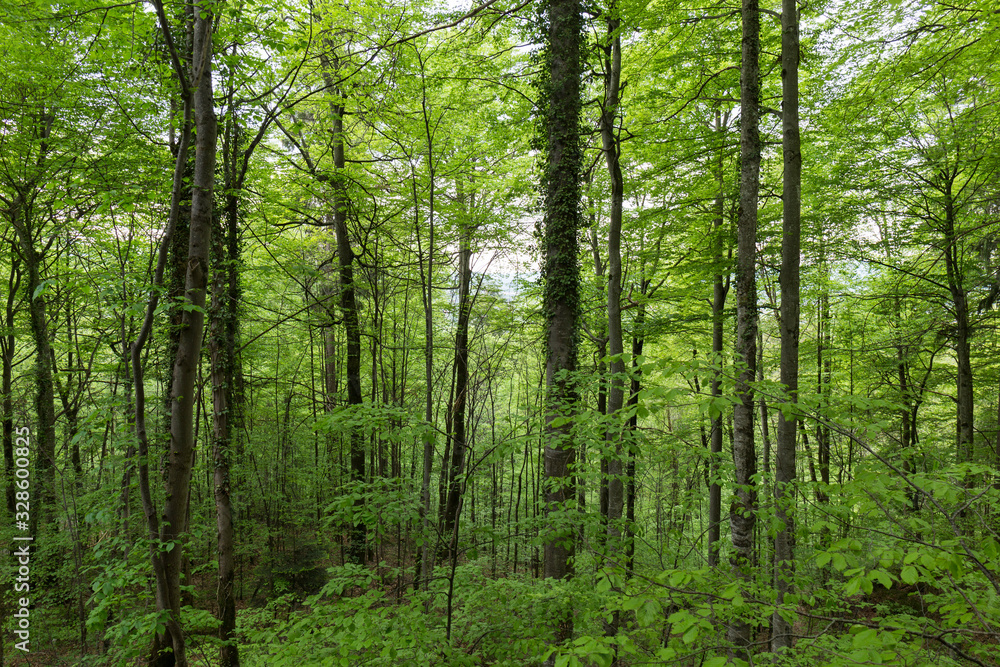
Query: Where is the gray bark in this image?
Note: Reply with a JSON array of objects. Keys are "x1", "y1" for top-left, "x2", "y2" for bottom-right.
[
  {"x1": 728, "y1": 0, "x2": 761, "y2": 653},
  {"x1": 600, "y1": 4, "x2": 625, "y2": 546},
  {"x1": 772, "y1": 0, "x2": 801, "y2": 652}
]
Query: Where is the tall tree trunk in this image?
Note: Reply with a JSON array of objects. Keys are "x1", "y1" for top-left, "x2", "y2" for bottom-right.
[
  {"x1": 772, "y1": 0, "x2": 801, "y2": 652},
  {"x1": 150, "y1": 6, "x2": 217, "y2": 663},
  {"x1": 600, "y1": 15, "x2": 625, "y2": 648},
  {"x1": 708, "y1": 108, "x2": 730, "y2": 568},
  {"x1": 135, "y1": 80, "x2": 190, "y2": 667},
  {"x1": 728, "y1": 0, "x2": 761, "y2": 653},
  {"x1": 319, "y1": 47, "x2": 366, "y2": 565},
  {"x1": 411, "y1": 46, "x2": 437, "y2": 589},
  {"x1": 10, "y1": 187, "x2": 57, "y2": 535},
  {"x1": 443, "y1": 179, "x2": 473, "y2": 554},
  {"x1": 942, "y1": 184, "x2": 974, "y2": 467},
  {"x1": 600, "y1": 2, "x2": 625, "y2": 549},
  {"x1": 2, "y1": 252, "x2": 19, "y2": 516},
  {"x1": 626, "y1": 288, "x2": 647, "y2": 577},
  {"x1": 209, "y1": 107, "x2": 243, "y2": 667},
  {"x1": 543, "y1": 0, "x2": 583, "y2": 654},
  {"x1": 334, "y1": 99, "x2": 365, "y2": 564}
]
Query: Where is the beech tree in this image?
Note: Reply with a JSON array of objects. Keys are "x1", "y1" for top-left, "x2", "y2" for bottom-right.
[
  {"x1": 2, "y1": 1, "x2": 1000, "y2": 666},
  {"x1": 728, "y1": 0, "x2": 762, "y2": 653}
]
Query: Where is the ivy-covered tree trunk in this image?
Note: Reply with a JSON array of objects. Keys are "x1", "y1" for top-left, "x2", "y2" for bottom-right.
[
  {"x1": 542, "y1": 0, "x2": 583, "y2": 653},
  {"x1": 773, "y1": 0, "x2": 801, "y2": 651},
  {"x1": 728, "y1": 0, "x2": 761, "y2": 654},
  {"x1": 542, "y1": 0, "x2": 582, "y2": 585},
  {"x1": 152, "y1": 4, "x2": 217, "y2": 663},
  {"x1": 209, "y1": 112, "x2": 243, "y2": 667}
]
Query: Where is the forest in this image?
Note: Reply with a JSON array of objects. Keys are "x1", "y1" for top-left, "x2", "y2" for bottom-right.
[{"x1": 1, "y1": 0, "x2": 999, "y2": 664}]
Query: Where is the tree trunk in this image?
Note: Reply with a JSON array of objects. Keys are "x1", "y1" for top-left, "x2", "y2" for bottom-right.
[
  {"x1": 600, "y1": 4, "x2": 626, "y2": 551},
  {"x1": 728, "y1": 0, "x2": 761, "y2": 653},
  {"x1": 942, "y1": 185, "x2": 974, "y2": 467},
  {"x1": 318, "y1": 47, "x2": 367, "y2": 565},
  {"x1": 152, "y1": 7, "x2": 217, "y2": 663},
  {"x1": 708, "y1": 108, "x2": 730, "y2": 568},
  {"x1": 772, "y1": 0, "x2": 801, "y2": 652},
  {"x1": 443, "y1": 179, "x2": 473, "y2": 555},
  {"x1": 542, "y1": 0, "x2": 583, "y2": 656},
  {"x1": 209, "y1": 109, "x2": 243, "y2": 667},
  {"x1": 10, "y1": 193, "x2": 57, "y2": 535},
  {"x1": 543, "y1": 0, "x2": 582, "y2": 582},
  {"x1": 2, "y1": 253, "x2": 19, "y2": 516}
]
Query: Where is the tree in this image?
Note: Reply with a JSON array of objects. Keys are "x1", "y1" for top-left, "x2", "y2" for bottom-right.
[
  {"x1": 728, "y1": 0, "x2": 762, "y2": 653},
  {"x1": 540, "y1": 0, "x2": 584, "y2": 656},
  {"x1": 772, "y1": 0, "x2": 801, "y2": 652},
  {"x1": 131, "y1": 2, "x2": 218, "y2": 664}
]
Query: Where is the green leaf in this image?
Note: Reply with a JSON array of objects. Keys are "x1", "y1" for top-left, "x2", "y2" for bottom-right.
[
  {"x1": 853, "y1": 628, "x2": 879, "y2": 648},
  {"x1": 32, "y1": 279, "x2": 53, "y2": 300},
  {"x1": 900, "y1": 566, "x2": 918, "y2": 584},
  {"x1": 872, "y1": 569, "x2": 892, "y2": 589}
]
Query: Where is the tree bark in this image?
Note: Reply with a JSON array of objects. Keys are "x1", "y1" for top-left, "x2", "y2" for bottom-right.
[
  {"x1": 2, "y1": 252, "x2": 20, "y2": 516},
  {"x1": 542, "y1": 2, "x2": 583, "y2": 656},
  {"x1": 151, "y1": 6, "x2": 217, "y2": 663},
  {"x1": 600, "y1": 3, "x2": 626, "y2": 551},
  {"x1": 708, "y1": 108, "x2": 730, "y2": 568},
  {"x1": 942, "y1": 184, "x2": 974, "y2": 467},
  {"x1": 9, "y1": 158, "x2": 58, "y2": 535},
  {"x1": 772, "y1": 0, "x2": 801, "y2": 652},
  {"x1": 543, "y1": 0, "x2": 583, "y2": 585},
  {"x1": 209, "y1": 107, "x2": 243, "y2": 667},
  {"x1": 318, "y1": 45, "x2": 367, "y2": 565},
  {"x1": 443, "y1": 179, "x2": 473, "y2": 555},
  {"x1": 728, "y1": 0, "x2": 761, "y2": 653}
]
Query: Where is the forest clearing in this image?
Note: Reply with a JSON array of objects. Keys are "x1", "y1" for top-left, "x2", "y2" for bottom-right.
[{"x1": 1, "y1": 0, "x2": 999, "y2": 665}]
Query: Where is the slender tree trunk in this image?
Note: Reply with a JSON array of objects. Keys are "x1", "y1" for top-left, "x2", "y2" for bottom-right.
[
  {"x1": 588, "y1": 195, "x2": 608, "y2": 529},
  {"x1": 162, "y1": 8, "x2": 215, "y2": 662},
  {"x1": 443, "y1": 180, "x2": 473, "y2": 554},
  {"x1": 600, "y1": 3, "x2": 626, "y2": 553},
  {"x1": 412, "y1": 45, "x2": 438, "y2": 589},
  {"x1": 209, "y1": 108, "x2": 243, "y2": 667},
  {"x1": 708, "y1": 108, "x2": 729, "y2": 568},
  {"x1": 10, "y1": 196, "x2": 57, "y2": 534},
  {"x1": 772, "y1": 0, "x2": 801, "y2": 652},
  {"x1": 942, "y1": 185, "x2": 974, "y2": 467},
  {"x1": 334, "y1": 99, "x2": 365, "y2": 564},
  {"x1": 318, "y1": 47, "x2": 367, "y2": 565},
  {"x1": 728, "y1": 0, "x2": 761, "y2": 653},
  {"x1": 136, "y1": 91, "x2": 190, "y2": 667},
  {"x1": 626, "y1": 292, "x2": 646, "y2": 577},
  {"x1": 818, "y1": 289, "x2": 832, "y2": 508},
  {"x1": 2, "y1": 253, "x2": 19, "y2": 516}
]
